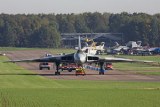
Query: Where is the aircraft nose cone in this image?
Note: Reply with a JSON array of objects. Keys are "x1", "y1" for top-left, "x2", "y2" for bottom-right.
[
  {"x1": 74, "y1": 52, "x2": 86, "y2": 64},
  {"x1": 79, "y1": 55, "x2": 86, "y2": 63}
]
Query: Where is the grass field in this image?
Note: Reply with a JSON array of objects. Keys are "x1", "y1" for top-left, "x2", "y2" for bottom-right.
[
  {"x1": 0, "y1": 47, "x2": 76, "y2": 54},
  {"x1": 0, "y1": 47, "x2": 41, "y2": 51},
  {"x1": 0, "y1": 56, "x2": 160, "y2": 107}
]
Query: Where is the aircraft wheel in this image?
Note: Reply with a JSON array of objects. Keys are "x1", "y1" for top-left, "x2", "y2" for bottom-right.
[
  {"x1": 58, "y1": 72, "x2": 60, "y2": 75},
  {"x1": 99, "y1": 72, "x2": 104, "y2": 75},
  {"x1": 55, "y1": 72, "x2": 60, "y2": 75},
  {"x1": 68, "y1": 69, "x2": 72, "y2": 72}
]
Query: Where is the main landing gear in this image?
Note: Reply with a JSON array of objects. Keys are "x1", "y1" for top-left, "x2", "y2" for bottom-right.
[
  {"x1": 55, "y1": 62, "x2": 61, "y2": 75},
  {"x1": 99, "y1": 62, "x2": 105, "y2": 75},
  {"x1": 55, "y1": 72, "x2": 60, "y2": 75},
  {"x1": 99, "y1": 72, "x2": 104, "y2": 75}
]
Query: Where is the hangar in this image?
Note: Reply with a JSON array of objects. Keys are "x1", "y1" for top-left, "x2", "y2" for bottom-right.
[{"x1": 61, "y1": 33, "x2": 123, "y2": 48}]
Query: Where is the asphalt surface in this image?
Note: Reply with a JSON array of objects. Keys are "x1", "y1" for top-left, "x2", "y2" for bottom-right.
[{"x1": 6, "y1": 50, "x2": 160, "y2": 81}]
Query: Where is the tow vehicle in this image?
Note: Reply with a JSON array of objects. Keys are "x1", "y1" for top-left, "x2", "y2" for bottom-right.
[
  {"x1": 75, "y1": 67, "x2": 86, "y2": 76},
  {"x1": 59, "y1": 63, "x2": 77, "y2": 72}
]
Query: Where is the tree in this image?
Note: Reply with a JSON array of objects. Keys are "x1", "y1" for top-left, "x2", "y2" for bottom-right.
[
  {"x1": 149, "y1": 17, "x2": 159, "y2": 46},
  {"x1": 1, "y1": 19, "x2": 17, "y2": 46},
  {"x1": 74, "y1": 14, "x2": 90, "y2": 33},
  {"x1": 30, "y1": 25, "x2": 60, "y2": 48},
  {"x1": 56, "y1": 14, "x2": 75, "y2": 33},
  {"x1": 0, "y1": 12, "x2": 160, "y2": 47}
]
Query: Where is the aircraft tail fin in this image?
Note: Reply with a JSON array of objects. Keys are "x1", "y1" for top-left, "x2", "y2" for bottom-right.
[
  {"x1": 101, "y1": 42, "x2": 105, "y2": 47},
  {"x1": 78, "y1": 36, "x2": 81, "y2": 50},
  {"x1": 115, "y1": 42, "x2": 119, "y2": 46}
]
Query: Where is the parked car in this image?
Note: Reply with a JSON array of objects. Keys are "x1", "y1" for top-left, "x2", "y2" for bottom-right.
[{"x1": 39, "y1": 62, "x2": 51, "y2": 70}]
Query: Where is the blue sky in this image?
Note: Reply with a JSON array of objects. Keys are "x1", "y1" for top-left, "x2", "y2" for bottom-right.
[{"x1": 0, "y1": 0, "x2": 160, "y2": 14}]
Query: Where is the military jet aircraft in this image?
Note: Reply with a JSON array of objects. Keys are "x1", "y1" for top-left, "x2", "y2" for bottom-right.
[
  {"x1": 7, "y1": 36, "x2": 154, "y2": 75},
  {"x1": 82, "y1": 41, "x2": 105, "y2": 55},
  {"x1": 75, "y1": 38, "x2": 105, "y2": 55}
]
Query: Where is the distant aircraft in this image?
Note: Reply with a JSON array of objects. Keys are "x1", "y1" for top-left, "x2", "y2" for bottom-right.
[
  {"x1": 106, "y1": 42, "x2": 129, "y2": 54},
  {"x1": 113, "y1": 42, "x2": 129, "y2": 51},
  {"x1": 106, "y1": 41, "x2": 143, "y2": 55},
  {"x1": 149, "y1": 47, "x2": 160, "y2": 55},
  {"x1": 7, "y1": 36, "x2": 154, "y2": 75}
]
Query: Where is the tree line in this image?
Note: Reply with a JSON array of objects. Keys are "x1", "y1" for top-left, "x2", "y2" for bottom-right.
[{"x1": 0, "y1": 12, "x2": 160, "y2": 48}]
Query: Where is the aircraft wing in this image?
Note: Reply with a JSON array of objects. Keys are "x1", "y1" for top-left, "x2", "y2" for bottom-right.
[
  {"x1": 6, "y1": 57, "x2": 58, "y2": 63},
  {"x1": 6, "y1": 53, "x2": 75, "y2": 63},
  {"x1": 98, "y1": 57, "x2": 154, "y2": 63}
]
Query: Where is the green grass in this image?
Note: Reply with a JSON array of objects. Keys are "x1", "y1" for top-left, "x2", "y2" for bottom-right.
[
  {"x1": 0, "y1": 47, "x2": 75, "y2": 53},
  {"x1": 50, "y1": 48, "x2": 76, "y2": 54},
  {"x1": 0, "y1": 56, "x2": 160, "y2": 107},
  {"x1": 0, "y1": 47, "x2": 76, "y2": 57},
  {"x1": 1, "y1": 88, "x2": 160, "y2": 107},
  {"x1": 0, "y1": 47, "x2": 42, "y2": 51}
]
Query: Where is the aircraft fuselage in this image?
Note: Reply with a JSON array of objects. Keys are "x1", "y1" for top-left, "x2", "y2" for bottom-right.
[{"x1": 74, "y1": 50, "x2": 87, "y2": 64}]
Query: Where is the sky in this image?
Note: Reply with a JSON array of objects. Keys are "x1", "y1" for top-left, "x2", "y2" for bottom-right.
[{"x1": 0, "y1": 0, "x2": 160, "y2": 15}]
